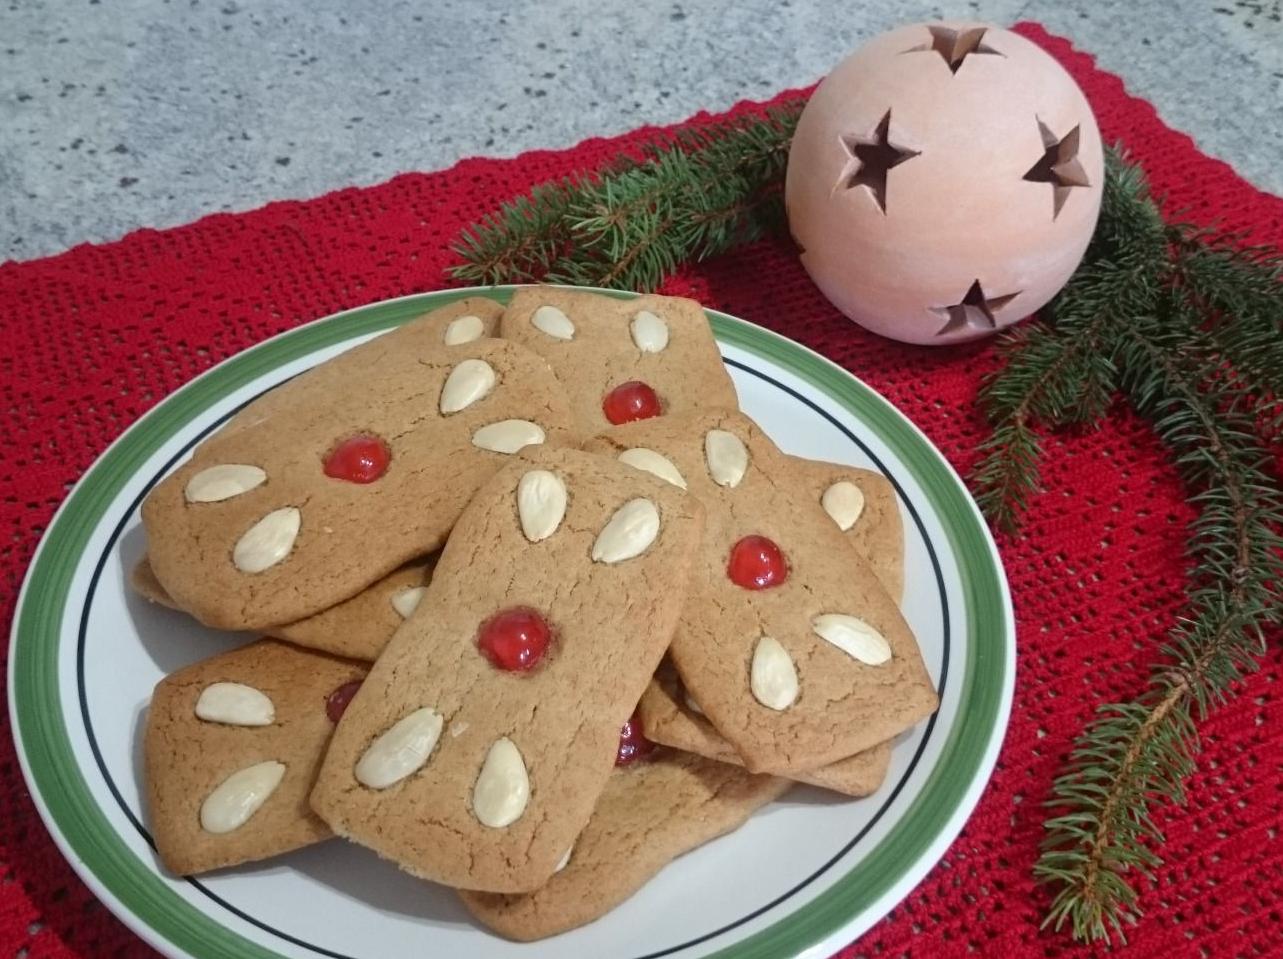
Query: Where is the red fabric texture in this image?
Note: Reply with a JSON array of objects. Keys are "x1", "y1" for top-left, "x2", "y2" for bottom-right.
[{"x1": 1, "y1": 21, "x2": 1280, "y2": 959}]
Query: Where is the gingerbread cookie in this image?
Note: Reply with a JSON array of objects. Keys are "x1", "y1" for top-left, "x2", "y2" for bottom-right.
[
  {"x1": 459, "y1": 749, "x2": 789, "y2": 941},
  {"x1": 638, "y1": 660, "x2": 892, "y2": 797},
  {"x1": 497, "y1": 286, "x2": 739, "y2": 437},
  {"x1": 585, "y1": 408, "x2": 936, "y2": 776},
  {"x1": 789, "y1": 457, "x2": 904, "y2": 602},
  {"x1": 310, "y1": 446, "x2": 704, "y2": 893},
  {"x1": 144, "y1": 639, "x2": 367, "y2": 875},
  {"x1": 130, "y1": 554, "x2": 435, "y2": 661},
  {"x1": 142, "y1": 311, "x2": 574, "y2": 631}
]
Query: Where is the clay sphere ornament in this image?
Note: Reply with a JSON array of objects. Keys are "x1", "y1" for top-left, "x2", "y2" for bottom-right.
[{"x1": 785, "y1": 22, "x2": 1104, "y2": 345}]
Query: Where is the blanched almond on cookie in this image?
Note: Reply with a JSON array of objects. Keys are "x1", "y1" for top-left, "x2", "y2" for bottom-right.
[
  {"x1": 630, "y1": 310, "x2": 670, "y2": 353},
  {"x1": 232, "y1": 507, "x2": 301, "y2": 573},
  {"x1": 472, "y1": 738, "x2": 530, "y2": 828},
  {"x1": 750, "y1": 637, "x2": 799, "y2": 711},
  {"x1": 531, "y1": 305, "x2": 575, "y2": 340},
  {"x1": 390, "y1": 585, "x2": 427, "y2": 619},
  {"x1": 440, "y1": 359, "x2": 497, "y2": 414},
  {"x1": 355, "y1": 707, "x2": 445, "y2": 789},
  {"x1": 618, "y1": 448, "x2": 687, "y2": 489},
  {"x1": 444, "y1": 314, "x2": 486, "y2": 345},
  {"x1": 472, "y1": 419, "x2": 546, "y2": 454},
  {"x1": 184, "y1": 464, "x2": 267, "y2": 503},
  {"x1": 821, "y1": 480, "x2": 866, "y2": 531},
  {"x1": 516, "y1": 469, "x2": 567, "y2": 542},
  {"x1": 812, "y1": 614, "x2": 892, "y2": 665},
  {"x1": 194, "y1": 682, "x2": 275, "y2": 726},
  {"x1": 200, "y1": 761, "x2": 286, "y2": 834},
  {"x1": 704, "y1": 429, "x2": 748, "y2": 487},
  {"x1": 591, "y1": 498, "x2": 660, "y2": 564}
]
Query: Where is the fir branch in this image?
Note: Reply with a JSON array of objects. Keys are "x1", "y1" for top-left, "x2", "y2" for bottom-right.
[
  {"x1": 448, "y1": 104, "x2": 802, "y2": 290},
  {"x1": 1171, "y1": 235, "x2": 1283, "y2": 403},
  {"x1": 1033, "y1": 308, "x2": 1283, "y2": 945}
]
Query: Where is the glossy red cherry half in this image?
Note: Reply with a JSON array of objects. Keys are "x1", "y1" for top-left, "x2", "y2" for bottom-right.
[
  {"x1": 477, "y1": 606, "x2": 552, "y2": 672},
  {"x1": 727, "y1": 535, "x2": 788, "y2": 590},
  {"x1": 323, "y1": 434, "x2": 391, "y2": 484},
  {"x1": 602, "y1": 381, "x2": 661, "y2": 425},
  {"x1": 325, "y1": 679, "x2": 364, "y2": 723},
  {"x1": 616, "y1": 710, "x2": 656, "y2": 766}
]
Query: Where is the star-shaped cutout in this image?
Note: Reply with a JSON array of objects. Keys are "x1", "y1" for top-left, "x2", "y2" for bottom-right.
[
  {"x1": 904, "y1": 25, "x2": 1003, "y2": 74},
  {"x1": 930, "y1": 280, "x2": 1020, "y2": 336},
  {"x1": 1023, "y1": 119, "x2": 1091, "y2": 218},
  {"x1": 836, "y1": 111, "x2": 920, "y2": 214}
]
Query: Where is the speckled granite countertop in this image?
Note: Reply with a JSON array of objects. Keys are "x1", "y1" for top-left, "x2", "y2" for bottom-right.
[{"x1": 1, "y1": 0, "x2": 1279, "y2": 262}]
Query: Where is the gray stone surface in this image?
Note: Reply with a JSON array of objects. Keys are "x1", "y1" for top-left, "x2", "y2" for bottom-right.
[{"x1": 1, "y1": 0, "x2": 1280, "y2": 262}]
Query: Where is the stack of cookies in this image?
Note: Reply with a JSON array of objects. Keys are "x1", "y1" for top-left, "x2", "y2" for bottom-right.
[{"x1": 136, "y1": 287, "x2": 938, "y2": 941}]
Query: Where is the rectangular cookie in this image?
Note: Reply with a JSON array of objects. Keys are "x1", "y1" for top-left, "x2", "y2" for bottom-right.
[
  {"x1": 639, "y1": 659, "x2": 892, "y2": 797},
  {"x1": 144, "y1": 639, "x2": 367, "y2": 875},
  {"x1": 129, "y1": 554, "x2": 436, "y2": 662},
  {"x1": 788, "y1": 457, "x2": 904, "y2": 603},
  {"x1": 583, "y1": 408, "x2": 937, "y2": 776},
  {"x1": 458, "y1": 749, "x2": 790, "y2": 941},
  {"x1": 497, "y1": 286, "x2": 739, "y2": 437},
  {"x1": 141, "y1": 304, "x2": 575, "y2": 631},
  {"x1": 310, "y1": 446, "x2": 705, "y2": 893}
]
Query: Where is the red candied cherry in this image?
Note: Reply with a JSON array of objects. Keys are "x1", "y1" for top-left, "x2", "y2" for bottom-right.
[
  {"x1": 602, "y1": 381, "x2": 662, "y2": 425},
  {"x1": 325, "y1": 679, "x2": 364, "y2": 723},
  {"x1": 727, "y1": 535, "x2": 788, "y2": 590},
  {"x1": 477, "y1": 606, "x2": 552, "y2": 672},
  {"x1": 616, "y1": 710, "x2": 655, "y2": 766},
  {"x1": 323, "y1": 434, "x2": 391, "y2": 484}
]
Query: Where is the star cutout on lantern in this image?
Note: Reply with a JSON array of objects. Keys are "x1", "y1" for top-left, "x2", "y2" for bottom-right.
[
  {"x1": 836, "y1": 111, "x2": 920, "y2": 214},
  {"x1": 1023, "y1": 119, "x2": 1091, "y2": 218},
  {"x1": 930, "y1": 280, "x2": 1021, "y2": 336},
  {"x1": 903, "y1": 25, "x2": 1003, "y2": 75}
]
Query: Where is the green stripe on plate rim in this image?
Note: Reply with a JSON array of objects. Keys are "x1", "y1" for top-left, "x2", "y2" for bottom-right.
[{"x1": 11, "y1": 285, "x2": 1008, "y2": 959}]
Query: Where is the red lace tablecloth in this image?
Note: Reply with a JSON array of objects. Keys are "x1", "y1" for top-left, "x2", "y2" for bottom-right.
[{"x1": 2, "y1": 22, "x2": 1280, "y2": 959}]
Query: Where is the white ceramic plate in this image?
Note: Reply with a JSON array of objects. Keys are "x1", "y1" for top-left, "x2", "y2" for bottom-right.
[{"x1": 10, "y1": 286, "x2": 1013, "y2": 959}]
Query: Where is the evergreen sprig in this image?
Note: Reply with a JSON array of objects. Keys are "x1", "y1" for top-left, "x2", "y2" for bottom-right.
[
  {"x1": 984, "y1": 154, "x2": 1283, "y2": 944},
  {"x1": 450, "y1": 104, "x2": 801, "y2": 290},
  {"x1": 446, "y1": 105, "x2": 1283, "y2": 946}
]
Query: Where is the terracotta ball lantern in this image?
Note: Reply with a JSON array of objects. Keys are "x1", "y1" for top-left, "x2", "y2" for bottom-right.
[{"x1": 785, "y1": 22, "x2": 1104, "y2": 345}]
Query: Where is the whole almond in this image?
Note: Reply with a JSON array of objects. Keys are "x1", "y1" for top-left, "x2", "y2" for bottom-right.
[
  {"x1": 471, "y1": 419, "x2": 546, "y2": 454},
  {"x1": 517, "y1": 469, "x2": 568, "y2": 542},
  {"x1": 185, "y1": 464, "x2": 267, "y2": 503},
  {"x1": 232, "y1": 507, "x2": 301, "y2": 573},
  {"x1": 195, "y1": 682, "x2": 275, "y2": 726},
  {"x1": 705, "y1": 429, "x2": 749, "y2": 488},
  {"x1": 472, "y1": 737, "x2": 530, "y2": 828},
  {"x1": 821, "y1": 480, "x2": 867, "y2": 531},
  {"x1": 199, "y1": 760, "x2": 286, "y2": 834},
  {"x1": 812, "y1": 614, "x2": 893, "y2": 665},
  {"x1": 750, "y1": 636, "x2": 799, "y2": 710},
  {"x1": 354, "y1": 707, "x2": 445, "y2": 789},
  {"x1": 440, "y1": 359, "x2": 497, "y2": 414},
  {"x1": 531, "y1": 305, "x2": 575, "y2": 341},
  {"x1": 630, "y1": 310, "x2": 670, "y2": 353},
  {"x1": 591, "y1": 498, "x2": 660, "y2": 564},
  {"x1": 618, "y1": 447, "x2": 687, "y2": 489}
]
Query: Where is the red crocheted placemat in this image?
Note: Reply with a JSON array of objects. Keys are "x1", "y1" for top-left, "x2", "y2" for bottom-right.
[{"x1": 1, "y1": 22, "x2": 1280, "y2": 959}]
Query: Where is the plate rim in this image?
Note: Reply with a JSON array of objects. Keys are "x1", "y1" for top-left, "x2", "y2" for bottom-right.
[{"x1": 9, "y1": 284, "x2": 1014, "y2": 959}]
